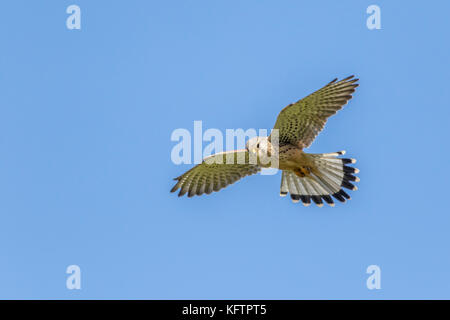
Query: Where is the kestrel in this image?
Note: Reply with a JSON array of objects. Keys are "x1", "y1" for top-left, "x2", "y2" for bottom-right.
[{"x1": 170, "y1": 75, "x2": 360, "y2": 207}]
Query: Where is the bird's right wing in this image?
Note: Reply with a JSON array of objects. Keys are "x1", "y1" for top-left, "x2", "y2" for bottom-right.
[
  {"x1": 270, "y1": 76, "x2": 359, "y2": 148},
  {"x1": 170, "y1": 150, "x2": 261, "y2": 197}
]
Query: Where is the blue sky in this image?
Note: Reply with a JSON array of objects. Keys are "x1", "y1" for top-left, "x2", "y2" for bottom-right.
[{"x1": 1, "y1": 1, "x2": 449, "y2": 299}]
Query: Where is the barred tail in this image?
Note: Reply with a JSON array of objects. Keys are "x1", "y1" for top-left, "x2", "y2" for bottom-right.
[{"x1": 280, "y1": 151, "x2": 359, "y2": 207}]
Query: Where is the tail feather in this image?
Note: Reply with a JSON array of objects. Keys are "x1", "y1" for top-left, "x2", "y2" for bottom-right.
[{"x1": 280, "y1": 151, "x2": 359, "y2": 207}]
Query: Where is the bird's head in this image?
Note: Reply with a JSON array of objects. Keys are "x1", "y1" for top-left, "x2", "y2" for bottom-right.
[{"x1": 246, "y1": 136, "x2": 271, "y2": 159}]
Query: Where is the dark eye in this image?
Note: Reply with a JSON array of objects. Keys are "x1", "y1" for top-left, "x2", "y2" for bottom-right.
[{"x1": 256, "y1": 143, "x2": 260, "y2": 148}]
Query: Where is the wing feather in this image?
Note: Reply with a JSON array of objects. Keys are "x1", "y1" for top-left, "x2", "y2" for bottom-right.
[
  {"x1": 270, "y1": 75, "x2": 359, "y2": 148},
  {"x1": 171, "y1": 150, "x2": 260, "y2": 197}
]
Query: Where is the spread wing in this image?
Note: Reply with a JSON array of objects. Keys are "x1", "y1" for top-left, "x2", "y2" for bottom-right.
[
  {"x1": 170, "y1": 150, "x2": 261, "y2": 197},
  {"x1": 270, "y1": 75, "x2": 359, "y2": 148}
]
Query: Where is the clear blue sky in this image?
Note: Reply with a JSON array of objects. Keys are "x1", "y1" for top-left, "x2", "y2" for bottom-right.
[{"x1": 1, "y1": 1, "x2": 449, "y2": 299}]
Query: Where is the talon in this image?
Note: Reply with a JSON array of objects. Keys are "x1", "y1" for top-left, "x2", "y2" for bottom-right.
[{"x1": 294, "y1": 166, "x2": 311, "y2": 178}]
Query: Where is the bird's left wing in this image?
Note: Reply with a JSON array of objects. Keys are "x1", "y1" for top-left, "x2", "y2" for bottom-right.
[
  {"x1": 170, "y1": 150, "x2": 260, "y2": 197},
  {"x1": 270, "y1": 75, "x2": 359, "y2": 148}
]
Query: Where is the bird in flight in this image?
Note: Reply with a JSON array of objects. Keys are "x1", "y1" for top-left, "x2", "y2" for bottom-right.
[{"x1": 171, "y1": 75, "x2": 360, "y2": 207}]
